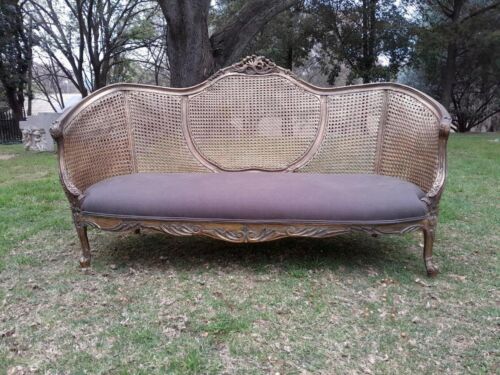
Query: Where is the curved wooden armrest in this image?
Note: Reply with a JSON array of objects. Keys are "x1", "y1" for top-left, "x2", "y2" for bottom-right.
[
  {"x1": 421, "y1": 108, "x2": 452, "y2": 210},
  {"x1": 50, "y1": 119, "x2": 84, "y2": 203}
]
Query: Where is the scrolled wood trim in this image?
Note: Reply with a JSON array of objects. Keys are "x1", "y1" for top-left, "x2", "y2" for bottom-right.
[{"x1": 75, "y1": 214, "x2": 428, "y2": 244}]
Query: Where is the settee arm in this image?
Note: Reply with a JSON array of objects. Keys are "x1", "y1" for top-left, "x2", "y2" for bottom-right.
[
  {"x1": 50, "y1": 105, "x2": 85, "y2": 205},
  {"x1": 49, "y1": 89, "x2": 135, "y2": 207},
  {"x1": 375, "y1": 85, "x2": 451, "y2": 210},
  {"x1": 420, "y1": 114, "x2": 452, "y2": 211}
]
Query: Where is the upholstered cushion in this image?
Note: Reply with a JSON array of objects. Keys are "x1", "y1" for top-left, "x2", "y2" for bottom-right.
[{"x1": 81, "y1": 173, "x2": 428, "y2": 224}]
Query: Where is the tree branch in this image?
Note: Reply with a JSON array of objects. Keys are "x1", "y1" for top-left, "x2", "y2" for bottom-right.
[
  {"x1": 461, "y1": 1, "x2": 500, "y2": 23},
  {"x1": 210, "y1": 0, "x2": 300, "y2": 66}
]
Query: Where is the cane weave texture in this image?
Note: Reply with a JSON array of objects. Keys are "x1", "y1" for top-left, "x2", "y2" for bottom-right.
[
  {"x1": 379, "y1": 92, "x2": 440, "y2": 192},
  {"x1": 188, "y1": 75, "x2": 321, "y2": 171},
  {"x1": 128, "y1": 91, "x2": 208, "y2": 173},
  {"x1": 62, "y1": 91, "x2": 133, "y2": 192},
  {"x1": 300, "y1": 90, "x2": 385, "y2": 173}
]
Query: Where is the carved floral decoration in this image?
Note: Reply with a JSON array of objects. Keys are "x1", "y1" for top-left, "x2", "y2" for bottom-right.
[
  {"x1": 210, "y1": 55, "x2": 297, "y2": 80},
  {"x1": 77, "y1": 216, "x2": 426, "y2": 244}
]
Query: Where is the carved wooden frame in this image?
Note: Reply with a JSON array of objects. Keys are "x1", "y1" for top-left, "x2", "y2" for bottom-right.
[{"x1": 51, "y1": 55, "x2": 451, "y2": 277}]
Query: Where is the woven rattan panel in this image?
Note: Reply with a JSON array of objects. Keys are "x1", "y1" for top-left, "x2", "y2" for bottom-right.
[
  {"x1": 63, "y1": 92, "x2": 133, "y2": 192},
  {"x1": 128, "y1": 91, "x2": 208, "y2": 173},
  {"x1": 300, "y1": 90, "x2": 384, "y2": 173},
  {"x1": 188, "y1": 75, "x2": 321, "y2": 171},
  {"x1": 380, "y1": 91, "x2": 439, "y2": 192}
]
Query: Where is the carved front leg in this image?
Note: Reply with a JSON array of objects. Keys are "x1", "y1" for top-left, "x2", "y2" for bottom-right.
[
  {"x1": 423, "y1": 217, "x2": 438, "y2": 277},
  {"x1": 75, "y1": 223, "x2": 91, "y2": 268},
  {"x1": 73, "y1": 213, "x2": 91, "y2": 268},
  {"x1": 72, "y1": 212, "x2": 92, "y2": 267}
]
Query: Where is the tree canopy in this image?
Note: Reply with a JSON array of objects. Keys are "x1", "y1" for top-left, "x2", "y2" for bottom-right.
[{"x1": 411, "y1": 0, "x2": 500, "y2": 131}]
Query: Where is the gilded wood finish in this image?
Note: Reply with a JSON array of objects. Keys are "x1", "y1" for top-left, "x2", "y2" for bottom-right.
[
  {"x1": 77, "y1": 214, "x2": 427, "y2": 243},
  {"x1": 51, "y1": 56, "x2": 451, "y2": 276}
]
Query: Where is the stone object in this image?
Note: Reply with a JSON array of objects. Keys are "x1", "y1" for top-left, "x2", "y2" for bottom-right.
[{"x1": 20, "y1": 112, "x2": 61, "y2": 152}]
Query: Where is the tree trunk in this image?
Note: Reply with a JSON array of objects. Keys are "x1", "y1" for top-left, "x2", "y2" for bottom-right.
[
  {"x1": 360, "y1": 0, "x2": 377, "y2": 83},
  {"x1": 367, "y1": 0, "x2": 377, "y2": 81},
  {"x1": 160, "y1": 0, "x2": 214, "y2": 88},
  {"x1": 5, "y1": 87, "x2": 25, "y2": 122},
  {"x1": 76, "y1": 74, "x2": 88, "y2": 98},
  {"x1": 94, "y1": 59, "x2": 109, "y2": 90},
  {"x1": 456, "y1": 118, "x2": 468, "y2": 132},
  {"x1": 158, "y1": 0, "x2": 300, "y2": 87},
  {"x1": 441, "y1": 40, "x2": 457, "y2": 109},
  {"x1": 286, "y1": 45, "x2": 294, "y2": 70},
  {"x1": 440, "y1": 0, "x2": 464, "y2": 109},
  {"x1": 27, "y1": 18, "x2": 33, "y2": 116},
  {"x1": 361, "y1": 0, "x2": 369, "y2": 83},
  {"x1": 0, "y1": 0, "x2": 27, "y2": 121}
]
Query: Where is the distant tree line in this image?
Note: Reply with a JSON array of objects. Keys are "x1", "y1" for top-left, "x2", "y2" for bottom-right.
[
  {"x1": 0, "y1": 0, "x2": 498, "y2": 131},
  {"x1": 410, "y1": 0, "x2": 500, "y2": 132}
]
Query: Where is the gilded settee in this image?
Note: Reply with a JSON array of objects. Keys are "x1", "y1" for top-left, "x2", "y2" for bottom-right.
[{"x1": 50, "y1": 56, "x2": 451, "y2": 276}]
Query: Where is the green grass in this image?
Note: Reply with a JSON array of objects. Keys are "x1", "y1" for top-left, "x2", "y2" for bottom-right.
[
  {"x1": 0, "y1": 134, "x2": 498, "y2": 374},
  {"x1": 0, "y1": 145, "x2": 69, "y2": 270}
]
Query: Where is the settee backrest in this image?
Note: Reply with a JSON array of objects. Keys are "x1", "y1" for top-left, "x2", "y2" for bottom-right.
[{"x1": 53, "y1": 56, "x2": 450, "y2": 198}]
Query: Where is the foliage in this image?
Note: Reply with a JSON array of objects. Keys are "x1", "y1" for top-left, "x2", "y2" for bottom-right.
[
  {"x1": 308, "y1": 0, "x2": 415, "y2": 84},
  {"x1": 159, "y1": 0, "x2": 300, "y2": 87},
  {"x1": 411, "y1": 0, "x2": 500, "y2": 131},
  {"x1": 27, "y1": 0, "x2": 158, "y2": 96},
  {"x1": 211, "y1": 0, "x2": 415, "y2": 84},
  {"x1": 127, "y1": 13, "x2": 171, "y2": 86},
  {"x1": 212, "y1": 1, "x2": 315, "y2": 70},
  {"x1": 31, "y1": 58, "x2": 67, "y2": 112},
  {"x1": 2, "y1": 0, "x2": 497, "y2": 130},
  {"x1": 247, "y1": 8, "x2": 316, "y2": 70}
]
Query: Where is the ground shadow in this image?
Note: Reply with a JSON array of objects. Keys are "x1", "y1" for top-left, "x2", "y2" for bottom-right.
[{"x1": 90, "y1": 229, "x2": 424, "y2": 277}]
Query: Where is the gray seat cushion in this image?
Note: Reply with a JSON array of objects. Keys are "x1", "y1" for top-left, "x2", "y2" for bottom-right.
[{"x1": 81, "y1": 172, "x2": 428, "y2": 224}]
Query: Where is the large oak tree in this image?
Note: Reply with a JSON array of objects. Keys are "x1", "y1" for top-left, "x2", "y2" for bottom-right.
[{"x1": 158, "y1": 0, "x2": 300, "y2": 87}]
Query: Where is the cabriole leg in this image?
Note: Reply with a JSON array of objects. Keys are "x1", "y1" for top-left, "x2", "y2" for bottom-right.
[
  {"x1": 423, "y1": 219, "x2": 438, "y2": 277},
  {"x1": 75, "y1": 224, "x2": 91, "y2": 268}
]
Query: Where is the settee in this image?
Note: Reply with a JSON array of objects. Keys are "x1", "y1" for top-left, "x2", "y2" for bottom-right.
[{"x1": 50, "y1": 56, "x2": 451, "y2": 276}]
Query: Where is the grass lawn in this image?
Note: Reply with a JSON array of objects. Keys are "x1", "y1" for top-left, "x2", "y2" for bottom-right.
[{"x1": 0, "y1": 134, "x2": 498, "y2": 374}]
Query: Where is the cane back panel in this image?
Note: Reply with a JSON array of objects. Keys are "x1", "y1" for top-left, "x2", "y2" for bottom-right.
[
  {"x1": 300, "y1": 90, "x2": 385, "y2": 174},
  {"x1": 62, "y1": 91, "x2": 133, "y2": 192},
  {"x1": 188, "y1": 75, "x2": 321, "y2": 171}
]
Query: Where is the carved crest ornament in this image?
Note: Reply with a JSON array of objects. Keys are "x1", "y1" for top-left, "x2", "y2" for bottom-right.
[{"x1": 209, "y1": 55, "x2": 297, "y2": 80}]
